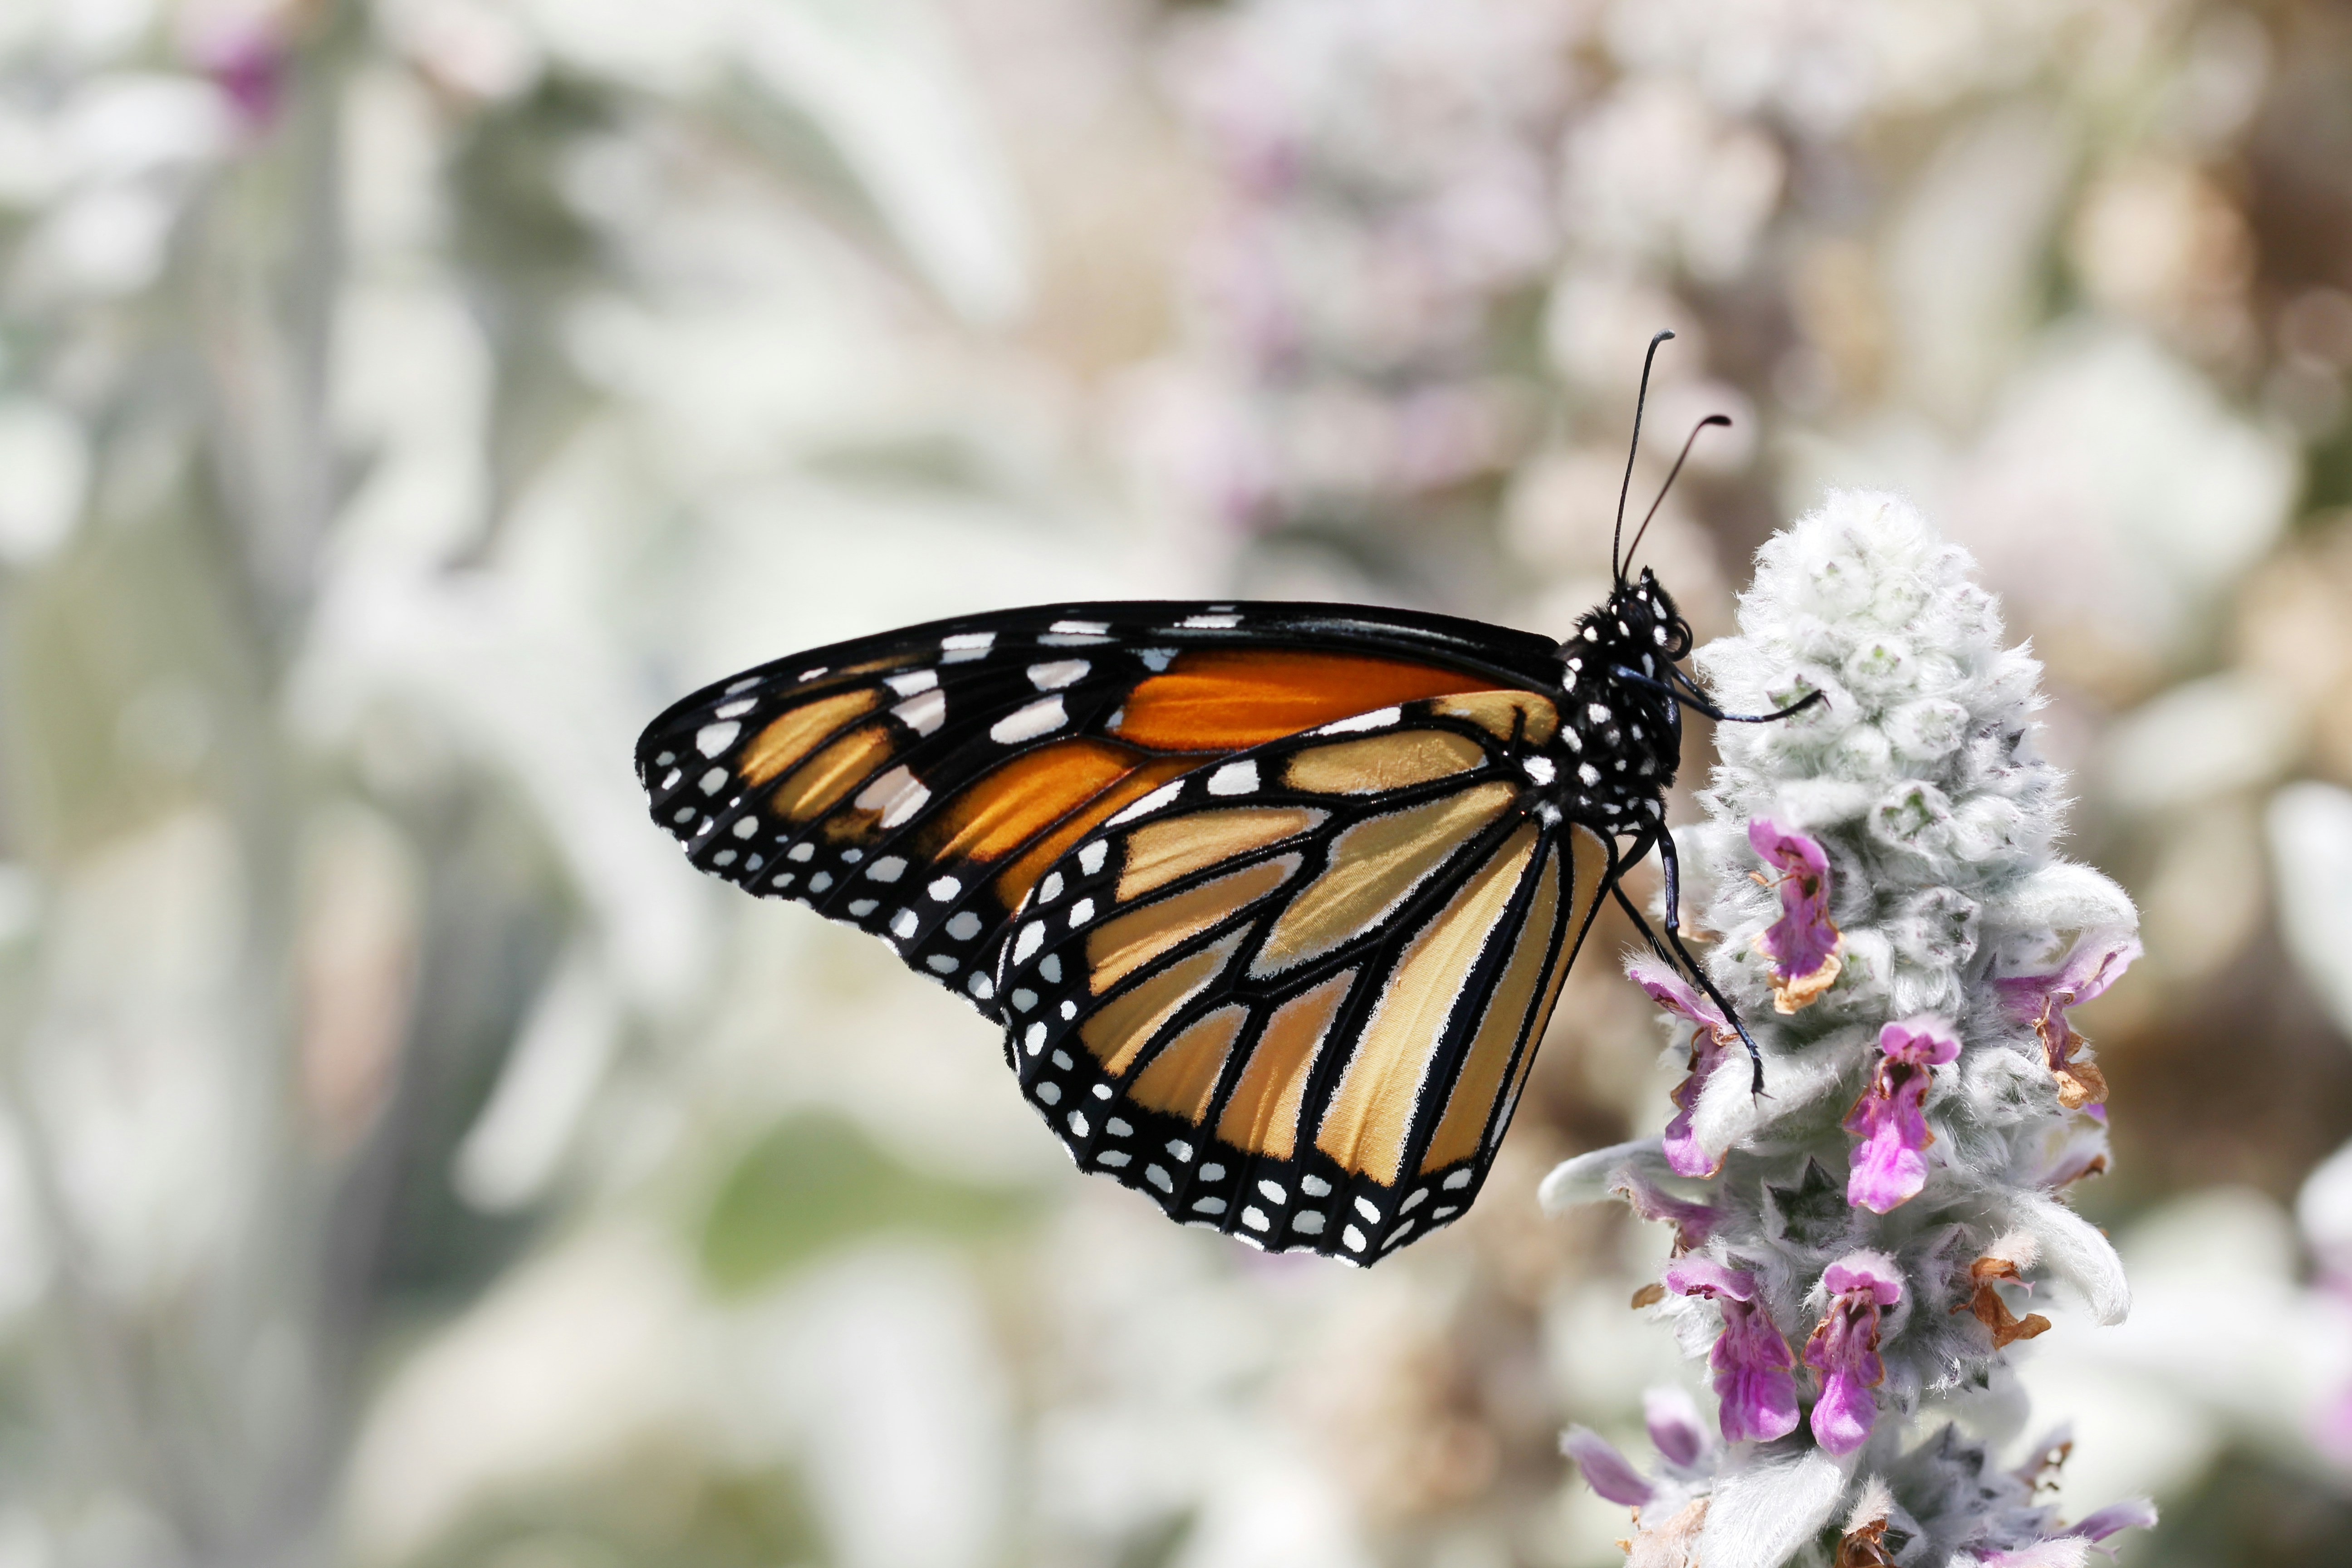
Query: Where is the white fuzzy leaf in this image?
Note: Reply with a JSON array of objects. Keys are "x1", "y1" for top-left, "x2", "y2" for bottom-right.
[
  {"x1": 1537, "y1": 1139, "x2": 1662, "y2": 1215},
  {"x1": 2010, "y1": 1191, "x2": 2130, "y2": 1324},
  {"x1": 1697, "y1": 1443, "x2": 1847, "y2": 1568}
]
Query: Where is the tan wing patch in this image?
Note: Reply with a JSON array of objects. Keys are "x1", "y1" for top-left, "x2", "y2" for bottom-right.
[
  {"x1": 1419, "y1": 841, "x2": 1563, "y2": 1174},
  {"x1": 1252, "y1": 781, "x2": 1517, "y2": 977},
  {"x1": 1080, "y1": 930, "x2": 1248, "y2": 1075},
  {"x1": 1215, "y1": 969, "x2": 1354, "y2": 1160},
  {"x1": 1088, "y1": 853, "x2": 1302, "y2": 994},
  {"x1": 1489, "y1": 824, "x2": 1610, "y2": 1147},
  {"x1": 1118, "y1": 806, "x2": 1328, "y2": 902},
  {"x1": 741, "y1": 689, "x2": 883, "y2": 787},
  {"x1": 1129, "y1": 1005, "x2": 1249, "y2": 1124},
  {"x1": 1429, "y1": 689, "x2": 1558, "y2": 747},
  {"x1": 1315, "y1": 822, "x2": 1541, "y2": 1186},
  {"x1": 1284, "y1": 730, "x2": 1486, "y2": 794}
]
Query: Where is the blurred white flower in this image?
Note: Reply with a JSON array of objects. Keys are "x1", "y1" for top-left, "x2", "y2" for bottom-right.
[{"x1": 2269, "y1": 781, "x2": 2352, "y2": 1044}]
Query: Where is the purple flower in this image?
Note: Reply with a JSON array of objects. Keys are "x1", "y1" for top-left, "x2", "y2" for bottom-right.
[
  {"x1": 190, "y1": 18, "x2": 290, "y2": 133},
  {"x1": 2062, "y1": 1498, "x2": 2158, "y2": 1543},
  {"x1": 1608, "y1": 1164, "x2": 1723, "y2": 1254},
  {"x1": 1627, "y1": 955, "x2": 1738, "y2": 1178},
  {"x1": 1995, "y1": 930, "x2": 2139, "y2": 1111},
  {"x1": 1802, "y1": 1252, "x2": 1904, "y2": 1455},
  {"x1": 1974, "y1": 1498, "x2": 2158, "y2": 1564},
  {"x1": 1842, "y1": 1017, "x2": 1961, "y2": 1213},
  {"x1": 1748, "y1": 818, "x2": 1843, "y2": 1013},
  {"x1": 1664, "y1": 1259, "x2": 1799, "y2": 1443},
  {"x1": 1561, "y1": 1426, "x2": 1655, "y2": 1506},
  {"x1": 1643, "y1": 1386, "x2": 1708, "y2": 1469}
]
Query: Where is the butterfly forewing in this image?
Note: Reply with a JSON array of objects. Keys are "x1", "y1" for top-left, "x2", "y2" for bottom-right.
[
  {"x1": 995, "y1": 691, "x2": 1613, "y2": 1261},
  {"x1": 635, "y1": 602, "x2": 1567, "y2": 1017}
]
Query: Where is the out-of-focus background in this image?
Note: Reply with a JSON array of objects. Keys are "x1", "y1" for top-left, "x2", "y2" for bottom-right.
[{"x1": 4, "y1": 1, "x2": 2352, "y2": 1565}]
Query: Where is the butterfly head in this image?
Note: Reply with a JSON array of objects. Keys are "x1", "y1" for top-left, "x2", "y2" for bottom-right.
[{"x1": 1567, "y1": 568, "x2": 1693, "y2": 670}]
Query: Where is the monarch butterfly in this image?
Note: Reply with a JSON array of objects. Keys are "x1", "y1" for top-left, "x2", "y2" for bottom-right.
[{"x1": 637, "y1": 333, "x2": 1814, "y2": 1263}]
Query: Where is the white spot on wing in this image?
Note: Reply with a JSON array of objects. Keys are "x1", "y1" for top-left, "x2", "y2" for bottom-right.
[
  {"x1": 1441, "y1": 1168, "x2": 1472, "y2": 1190},
  {"x1": 1137, "y1": 649, "x2": 1176, "y2": 671},
  {"x1": 940, "y1": 632, "x2": 994, "y2": 663},
  {"x1": 1180, "y1": 613, "x2": 1241, "y2": 629},
  {"x1": 1077, "y1": 841, "x2": 1108, "y2": 876},
  {"x1": 990, "y1": 696, "x2": 1068, "y2": 745},
  {"x1": 1145, "y1": 1165, "x2": 1173, "y2": 1193},
  {"x1": 1012, "y1": 922, "x2": 1045, "y2": 964},
  {"x1": 1522, "y1": 756, "x2": 1556, "y2": 785},
  {"x1": 945, "y1": 911, "x2": 982, "y2": 941},
  {"x1": 731, "y1": 817, "x2": 759, "y2": 839},
  {"x1": 1027, "y1": 659, "x2": 1088, "y2": 691},
  {"x1": 1301, "y1": 1175, "x2": 1332, "y2": 1197},
  {"x1": 695, "y1": 721, "x2": 740, "y2": 756},
  {"x1": 867, "y1": 856, "x2": 906, "y2": 882},
  {"x1": 886, "y1": 669, "x2": 938, "y2": 697},
  {"x1": 1107, "y1": 780, "x2": 1184, "y2": 826},
  {"x1": 1192, "y1": 1197, "x2": 1226, "y2": 1215},
  {"x1": 890, "y1": 909, "x2": 919, "y2": 939},
  {"x1": 1242, "y1": 1206, "x2": 1269, "y2": 1231},
  {"x1": 1037, "y1": 1081, "x2": 1061, "y2": 1105},
  {"x1": 1049, "y1": 619, "x2": 1109, "y2": 635},
  {"x1": 1206, "y1": 760, "x2": 1258, "y2": 795},
  {"x1": 1294, "y1": 1211, "x2": 1325, "y2": 1235},
  {"x1": 1067, "y1": 897, "x2": 1095, "y2": 928},
  {"x1": 928, "y1": 876, "x2": 960, "y2": 902},
  {"x1": 1318, "y1": 706, "x2": 1401, "y2": 735},
  {"x1": 699, "y1": 768, "x2": 727, "y2": 794},
  {"x1": 787, "y1": 842, "x2": 816, "y2": 862},
  {"x1": 892, "y1": 688, "x2": 946, "y2": 736},
  {"x1": 855, "y1": 766, "x2": 930, "y2": 828},
  {"x1": 1343, "y1": 1225, "x2": 1366, "y2": 1251},
  {"x1": 725, "y1": 677, "x2": 760, "y2": 695},
  {"x1": 715, "y1": 699, "x2": 755, "y2": 719}
]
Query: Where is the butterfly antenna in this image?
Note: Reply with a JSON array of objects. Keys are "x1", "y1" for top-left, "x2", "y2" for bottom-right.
[
  {"x1": 1621, "y1": 414, "x2": 1730, "y2": 574},
  {"x1": 1612, "y1": 328, "x2": 1675, "y2": 587}
]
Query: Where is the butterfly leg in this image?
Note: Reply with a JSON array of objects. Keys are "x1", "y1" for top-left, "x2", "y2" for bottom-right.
[
  {"x1": 1610, "y1": 830, "x2": 1768, "y2": 1097},
  {"x1": 1651, "y1": 829, "x2": 1767, "y2": 1096}
]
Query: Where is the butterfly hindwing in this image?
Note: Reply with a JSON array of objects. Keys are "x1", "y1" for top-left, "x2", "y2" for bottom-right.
[
  {"x1": 995, "y1": 690, "x2": 1614, "y2": 1261},
  {"x1": 635, "y1": 602, "x2": 1570, "y2": 1016}
]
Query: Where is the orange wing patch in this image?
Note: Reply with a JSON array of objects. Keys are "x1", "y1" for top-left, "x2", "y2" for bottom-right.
[{"x1": 1111, "y1": 649, "x2": 1491, "y2": 751}]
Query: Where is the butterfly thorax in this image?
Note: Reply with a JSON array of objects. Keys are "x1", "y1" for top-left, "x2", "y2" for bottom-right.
[{"x1": 1543, "y1": 568, "x2": 1691, "y2": 836}]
